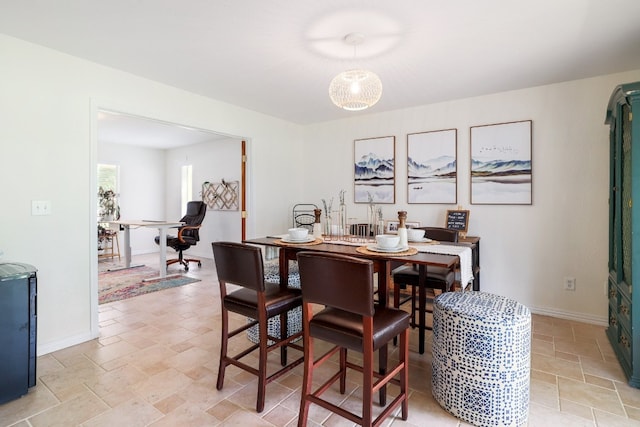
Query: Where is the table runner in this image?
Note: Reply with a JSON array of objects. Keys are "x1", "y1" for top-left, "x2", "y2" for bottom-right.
[
  {"x1": 268, "y1": 235, "x2": 473, "y2": 287},
  {"x1": 414, "y1": 244, "x2": 473, "y2": 286}
]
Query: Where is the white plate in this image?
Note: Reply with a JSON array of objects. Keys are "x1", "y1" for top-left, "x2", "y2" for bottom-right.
[
  {"x1": 408, "y1": 237, "x2": 433, "y2": 243},
  {"x1": 366, "y1": 244, "x2": 410, "y2": 253},
  {"x1": 281, "y1": 236, "x2": 315, "y2": 243}
]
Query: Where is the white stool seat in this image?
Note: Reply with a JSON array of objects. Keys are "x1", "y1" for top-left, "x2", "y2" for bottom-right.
[{"x1": 432, "y1": 291, "x2": 531, "y2": 427}]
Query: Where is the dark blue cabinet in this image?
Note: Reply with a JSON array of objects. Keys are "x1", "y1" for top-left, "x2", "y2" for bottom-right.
[{"x1": 0, "y1": 262, "x2": 37, "y2": 404}]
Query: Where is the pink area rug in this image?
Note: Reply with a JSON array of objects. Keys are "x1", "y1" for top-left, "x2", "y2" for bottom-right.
[{"x1": 98, "y1": 266, "x2": 200, "y2": 304}]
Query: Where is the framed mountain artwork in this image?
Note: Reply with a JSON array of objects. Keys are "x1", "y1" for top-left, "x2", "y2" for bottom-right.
[
  {"x1": 354, "y1": 136, "x2": 395, "y2": 203},
  {"x1": 407, "y1": 128, "x2": 457, "y2": 204},
  {"x1": 470, "y1": 120, "x2": 532, "y2": 205}
]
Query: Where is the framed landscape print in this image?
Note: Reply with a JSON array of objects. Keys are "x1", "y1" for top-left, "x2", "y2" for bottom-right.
[
  {"x1": 407, "y1": 128, "x2": 457, "y2": 204},
  {"x1": 470, "y1": 120, "x2": 532, "y2": 205},
  {"x1": 354, "y1": 136, "x2": 395, "y2": 203}
]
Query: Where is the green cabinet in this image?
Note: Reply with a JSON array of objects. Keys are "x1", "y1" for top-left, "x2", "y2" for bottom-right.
[{"x1": 606, "y1": 81, "x2": 640, "y2": 388}]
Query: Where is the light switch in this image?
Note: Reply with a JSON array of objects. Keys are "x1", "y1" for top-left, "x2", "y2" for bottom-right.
[{"x1": 31, "y1": 200, "x2": 51, "y2": 216}]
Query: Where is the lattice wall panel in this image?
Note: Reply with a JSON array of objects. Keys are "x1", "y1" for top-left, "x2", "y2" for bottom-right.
[{"x1": 202, "y1": 181, "x2": 239, "y2": 211}]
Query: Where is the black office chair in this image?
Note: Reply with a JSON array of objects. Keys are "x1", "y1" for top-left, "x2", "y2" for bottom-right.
[{"x1": 154, "y1": 201, "x2": 206, "y2": 271}]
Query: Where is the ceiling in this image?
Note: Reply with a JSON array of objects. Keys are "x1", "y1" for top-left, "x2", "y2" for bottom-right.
[
  {"x1": 97, "y1": 111, "x2": 228, "y2": 149},
  {"x1": 2, "y1": 0, "x2": 640, "y2": 127}
]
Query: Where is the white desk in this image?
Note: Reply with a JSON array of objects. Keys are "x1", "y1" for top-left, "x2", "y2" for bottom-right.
[{"x1": 110, "y1": 220, "x2": 184, "y2": 279}]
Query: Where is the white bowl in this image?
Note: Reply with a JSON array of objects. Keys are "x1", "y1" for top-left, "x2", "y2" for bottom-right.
[
  {"x1": 407, "y1": 228, "x2": 425, "y2": 241},
  {"x1": 376, "y1": 234, "x2": 400, "y2": 249},
  {"x1": 288, "y1": 228, "x2": 309, "y2": 240}
]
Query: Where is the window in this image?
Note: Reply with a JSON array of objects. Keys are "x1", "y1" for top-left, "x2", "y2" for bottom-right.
[
  {"x1": 97, "y1": 163, "x2": 119, "y2": 218},
  {"x1": 97, "y1": 164, "x2": 118, "y2": 192},
  {"x1": 181, "y1": 165, "x2": 193, "y2": 216}
]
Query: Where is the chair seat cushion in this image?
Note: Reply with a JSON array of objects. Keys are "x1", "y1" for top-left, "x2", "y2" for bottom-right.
[
  {"x1": 224, "y1": 282, "x2": 302, "y2": 319},
  {"x1": 309, "y1": 306, "x2": 410, "y2": 352},
  {"x1": 154, "y1": 235, "x2": 197, "y2": 250},
  {"x1": 393, "y1": 265, "x2": 454, "y2": 290}
]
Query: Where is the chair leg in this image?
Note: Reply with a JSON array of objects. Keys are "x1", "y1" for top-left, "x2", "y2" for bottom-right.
[
  {"x1": 298, "y1": 313, "x2": 314, "y2": 427},
  {"x1": 411, "y1": 286, "x2": 418, "y2": 327},
  {"x1": 363, "y1": 342, "x2": 374, "y2": 426},
  {"x1": 216, "y1": 308, "x2": 229, "y2": 391},
  {"x1": 256, "y1": 320, "x2": 268, "y2": 412},
  {"x1": 183, "y1": 257, "x2": 202, "y2": 267},
  {"x1": 378, "y1": 343, "x2": 387, "y2": 406},
  {"x1": 339, "y1": 348, "x2": 347, "y2": 394},
  {"x1": 400, "y1": 328, "x2": 409, "y2": 420},
  {"x1": 113, "y1": 233, "x2": 120, "y2": 261},
  {"x1": 280, "y1": 311, "x2": 288, "y2": 366}
]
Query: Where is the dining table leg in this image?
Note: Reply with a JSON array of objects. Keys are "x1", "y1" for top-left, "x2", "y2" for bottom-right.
[
  {"x1": 278, "y1": 249, "x2": 293, "y2": 365},
  {"x1": 418, "y1": 264, "x2": 427, "y2": 355}
]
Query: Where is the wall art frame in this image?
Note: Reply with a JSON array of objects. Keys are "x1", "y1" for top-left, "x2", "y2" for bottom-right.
[
  {"x1": 407, "y1": 128, "x2": 457, "y2": 204},
  {"x1": 202, "y1": 180, "x2": 239, "y2": 210},
  {"x1": 354, "y1": 136, "x2": 396, "y2": 203},
  {"x1": 470, "y1": 120, "x2": 532, "y2": 205}
]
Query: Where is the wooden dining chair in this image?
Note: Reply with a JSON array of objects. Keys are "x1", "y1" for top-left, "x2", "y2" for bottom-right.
[
  {"x1": 392, "y1": 227, "x2": 458, "y2": 347},
  {"x1": 212, "y1": 241, "x2": 304, "y2": 412},
  {"x1": 296, "y1": 251, "x2": 410, "y2": 427}
]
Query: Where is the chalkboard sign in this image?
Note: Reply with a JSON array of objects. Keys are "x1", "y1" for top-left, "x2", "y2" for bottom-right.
[{"x1": 446, "y1": 210, "x2": 469, "y2": 234}]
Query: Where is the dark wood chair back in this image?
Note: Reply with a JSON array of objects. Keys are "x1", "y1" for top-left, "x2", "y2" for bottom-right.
[
  {"x1": 297, "y1": 252, "x2": 374, "y2": 317},
  {"x1": 212, "y1": 241, "x2": 265, "y2": 292},
  {"x1": 417, "y1": 226, "x2": 458, "y2": 242}
]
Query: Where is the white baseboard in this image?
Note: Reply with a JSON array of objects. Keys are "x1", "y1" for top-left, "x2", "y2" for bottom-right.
[
  {"x1": 529, "y1": 305, "x2": 608, "y2": 327},
  {"x1": 37, "y1": 330, "x2": 99, "y2": 356}
]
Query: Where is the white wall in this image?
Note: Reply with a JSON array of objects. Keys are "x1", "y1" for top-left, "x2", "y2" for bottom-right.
[
  {"x1": 303, "y1": 70, "x2": 640, "y2": 325},
  {"x1": 3, "y1": 30, "x2": 640, "y2": 355},
  {"x1": 0, "y1": 34, "x2": 304, "y2": 355},
  {"x1": 99, "y1": 137, "x2": 243, "y2": 261},
  {"x1": 98, "y1": 143, "x2": 166, "y2": 255},
  {"x1": 166, "y1": 138, "x2": 243, "y2": 258}
]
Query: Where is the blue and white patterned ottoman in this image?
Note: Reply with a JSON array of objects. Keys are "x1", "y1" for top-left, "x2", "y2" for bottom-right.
[
  {"x1": 246, "y1": 260, "x2": 302, "y2": 344},
  {"x1": 432, "y1": 291, "x2": 531, "y2": 427}
]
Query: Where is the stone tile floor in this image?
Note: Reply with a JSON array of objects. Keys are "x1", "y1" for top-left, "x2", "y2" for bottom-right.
[{"x1": 1, "y1": 253, "x2": 639, "y2": 426}]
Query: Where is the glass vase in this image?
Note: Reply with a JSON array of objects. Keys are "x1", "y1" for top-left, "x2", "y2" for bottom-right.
[
  {"x1": 377, "y1": 208, "x2": 385, "y2": 236},
  {"x1": 367, "y1": 204, "x2": 376, "y2": 238},
  {"x1": 324, "y1": 213, "x2": 332, "y2": 238},
  {"x1": 338, "y1": 203, "x2": 347, "y2": 238}
]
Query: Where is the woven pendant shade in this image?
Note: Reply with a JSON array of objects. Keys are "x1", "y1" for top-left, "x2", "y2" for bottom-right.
[{"x1": 329, "y1": 68, "x2": 382, "y2": 111}]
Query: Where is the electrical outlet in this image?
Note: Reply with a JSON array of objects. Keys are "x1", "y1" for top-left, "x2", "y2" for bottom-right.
[
  {"x1": 31, "y1": 200, "x2": 51, "y2": 216},
  {"x1": 564, "y1": 277, "x2": 576, "y2": 291}
]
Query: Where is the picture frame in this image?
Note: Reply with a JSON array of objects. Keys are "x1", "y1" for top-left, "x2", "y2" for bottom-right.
[
  {"x1": 202, "y1": 181, "x2": 239, "y2": 210},
  {"x1": 384, "y1": 220, "x2": 421, "y2": 234},
  {"x1": 407, "y1": 128, "x2": 457, "y2": 204},
  {"x1": 354, "y1": 136, "x2": 395, "y2": 203},
  {"x1": 470, "y1": 120, "x2": 532, "y2": 205},
  {"x1": 446, "y1": 209, "x2": 470, "y2": 237}
]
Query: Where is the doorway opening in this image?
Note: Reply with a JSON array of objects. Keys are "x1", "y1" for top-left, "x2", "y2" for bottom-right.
[{"x1": 91, "y1": 109, "x2": 249, "y2": 336}]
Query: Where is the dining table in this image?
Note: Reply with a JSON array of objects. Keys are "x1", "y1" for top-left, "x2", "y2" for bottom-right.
[{"x1": 243, "y1": 236, "x2": 460, "y2": 356}]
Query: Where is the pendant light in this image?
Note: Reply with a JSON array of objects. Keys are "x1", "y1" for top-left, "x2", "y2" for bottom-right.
[{"x1": 329, "y1": 33, "x2": 383, "y2": 111}]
